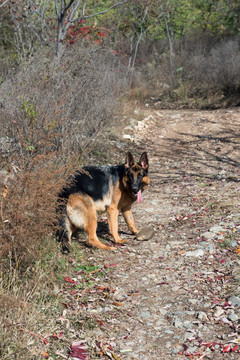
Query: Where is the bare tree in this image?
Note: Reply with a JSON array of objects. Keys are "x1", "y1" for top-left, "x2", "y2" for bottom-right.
[
  {"x1": 128, "y1": 5, "x2": 149, "y2": 69},
  {"x1": 3, "y1": 0, "x2": 50, "y2": 61},
  {"x1": 54, "y1": 0, "x2": 128, "y2": 61}
]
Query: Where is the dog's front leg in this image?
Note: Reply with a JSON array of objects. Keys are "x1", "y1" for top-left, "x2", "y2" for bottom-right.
[
  {"x1": 122, "y1": 205, "x2": 139, "y2": 235},
  {"x1": 107, "y1": 206, "x2": 127, "y2": 244}
]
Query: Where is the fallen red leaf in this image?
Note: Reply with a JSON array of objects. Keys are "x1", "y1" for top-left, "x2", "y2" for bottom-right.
[
  {"x1": 63, "y1": 276, "x2": 76, "y2": 284},
  {"x1": 222, "y1": 344, "x2": 231, "y2": 353},
  {"x1": 70, "y1": 341, "x2": 89, "y2": 359},
  {"x1": 97, "y1": 320, "x2": 106, "y2": 326},
  {"x1": 232, "y1": 344, "x2": 238, "y2": 352}
]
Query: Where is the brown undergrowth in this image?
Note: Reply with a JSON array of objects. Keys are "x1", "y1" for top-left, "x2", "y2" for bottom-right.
[{"x1": 0, "y1": 44, "x2": 129, "y2": 359}]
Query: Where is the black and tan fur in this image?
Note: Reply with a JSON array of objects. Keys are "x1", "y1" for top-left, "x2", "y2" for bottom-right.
[{"x1": 57, "y1": 152, "x2": 150, "y2": 251}]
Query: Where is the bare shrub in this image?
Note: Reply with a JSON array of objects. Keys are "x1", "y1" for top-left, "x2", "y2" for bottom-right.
[
  {"x1": 177, "y1": 38, "x2": 240, "y2": 96},
  {"x1": 0, "y1": 157, "x2": 64, "y2": 274},
  {"x1": 0, "y1": 43, "x2": 129, "y2": 277},
  {"x1": 0, "y1": 44, "x2": 129, "y2": 166},
  {"x1": 207, "y1": 39, "x2": 240, "y2": 94},
  {"x1": 130, "y1": 36, "x2": 240, "y2": 104}
]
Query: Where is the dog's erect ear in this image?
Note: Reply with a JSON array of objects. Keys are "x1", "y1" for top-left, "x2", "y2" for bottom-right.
[
  {"x1": 139, "y1": 152, "x2": 148, "y2": 171},
  {"x1": 125, "y1": 152, "x2": 134, "y2": 168}
]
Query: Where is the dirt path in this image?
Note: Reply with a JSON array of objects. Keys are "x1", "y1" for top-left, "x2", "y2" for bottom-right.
[{"x1": 60, "y1": 108, "x2": 240, "y2": 360}]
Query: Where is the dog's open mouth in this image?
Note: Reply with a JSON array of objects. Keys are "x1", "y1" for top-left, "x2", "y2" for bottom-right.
[{"x1": 132, "y1": 189, "x2": 142, "y2": 203}]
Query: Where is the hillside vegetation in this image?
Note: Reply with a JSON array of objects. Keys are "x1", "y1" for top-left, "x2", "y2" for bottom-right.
[{"x1": 0, "y1": 1, "x2": 240, "y2": 358}]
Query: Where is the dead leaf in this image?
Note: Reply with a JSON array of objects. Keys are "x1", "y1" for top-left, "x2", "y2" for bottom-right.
[
  {"x1": 2, "y1": 185, "x2": 8, "y2": 198},
  {"x1": 113, "y1": 301, "x2": 123, "y2": 306},
  {"x1": 70, "y1": 340, "x2": 89, "y2": 359}
]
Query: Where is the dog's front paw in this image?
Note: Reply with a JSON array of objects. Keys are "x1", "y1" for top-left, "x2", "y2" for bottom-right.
[{"x1": 114, "y1": 238, "x2": 127, "y2": 244}]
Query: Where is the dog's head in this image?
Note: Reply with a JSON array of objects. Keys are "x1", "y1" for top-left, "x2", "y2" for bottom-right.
[{"x1": 124, "y1": 152, "x2": 150, "y2": 202}]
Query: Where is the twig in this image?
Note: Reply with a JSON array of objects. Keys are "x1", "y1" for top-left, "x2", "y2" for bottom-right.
[{"x1": 0, "y1": 0, "x2": 9, "y2": 8}]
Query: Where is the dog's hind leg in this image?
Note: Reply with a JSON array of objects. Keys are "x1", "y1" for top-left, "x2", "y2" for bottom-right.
[
  {"x1": 85, "y1": 209, "x2": 115, "y2": 250},
  {"x1": 57, "y1": 216, "x2": 74, "y2": 253},
  {"x1": 67, "y1": 194, "x2": 115, "y2": 251}
]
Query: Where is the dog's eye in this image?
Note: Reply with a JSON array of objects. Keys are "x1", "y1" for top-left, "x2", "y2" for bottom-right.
[{"x1": 137, "y1": 173, "x2": 143, "y2": 179}]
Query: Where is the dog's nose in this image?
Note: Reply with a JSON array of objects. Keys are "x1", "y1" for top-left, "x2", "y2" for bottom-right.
[{"x1": 132, "y1": 187, "x2": 138, "y2": 195}]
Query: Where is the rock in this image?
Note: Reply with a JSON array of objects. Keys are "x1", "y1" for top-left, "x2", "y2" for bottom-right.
[
  {"x1": 183, "y1": 321, "x2": 194, "y2": 329},
  {"x1": 197, "y1": 311, "x2": 208, "y2": 321},
  {"x1": 206, "y1": 243, "x2": 215, "y2": 254},
  {"x1": 171, "y1": 348, "x2": 181, "y2": 355},
  {"x1": 123, "y1": 134, "x2": 134, "y2": 141},
  {"x1": 188, "y1": 299, "x2": 198, "y2": 304},
  {"x1": 228, "y1": 313, "x2": 239, "y2": 322},
  {"x1": 184, "y1": 332, "x2": 195, "y2": 341},
  {"x1": 201, "y1": 231, "x2": 215, "y2": 240},
  {"x1": 144, "y1": 208, "x2": 155, "y2": 213},
  {"x1": 173, "y1": 318, "x2": 183, "y2": 328},
  {"x1": 228, "y1": 295, "x2": 240, "y2": 307},
  {"x1": 187, "y1": 346, "x2": 197, "y2": 354},
  {"x1": 209, "y1": 225, "x2": 226, "y2": 233},
  {"x1": 136, "y1": 228, "x2": 155, "y2": 241},
  {"x1": 185, "y1": 249, "x2": 204, "y2": 257},
  {"x1": 213, "y1": 307, "x2": 224, "y2": 318}
]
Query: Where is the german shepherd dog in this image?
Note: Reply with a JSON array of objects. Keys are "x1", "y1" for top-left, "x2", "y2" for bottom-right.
[{"x1": 57, "y1": 152, "x2": 150, "y2": 252}]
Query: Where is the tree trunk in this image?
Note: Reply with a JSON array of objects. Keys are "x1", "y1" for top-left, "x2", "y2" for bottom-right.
[{"x1": 57, "y1": 18, "x2": 64, "y2": 61}]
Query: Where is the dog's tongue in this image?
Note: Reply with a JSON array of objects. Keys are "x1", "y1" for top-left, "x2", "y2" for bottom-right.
[{"x1": 137, "y1": 190, "x2": 142, "y2": 204}]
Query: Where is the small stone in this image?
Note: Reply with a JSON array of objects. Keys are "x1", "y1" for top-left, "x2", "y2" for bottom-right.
[
  {"x1": 159, "y1": 309, "x2": 168, "y2": 316},
  {"x1": 210, "y1": 225, "x2": 226, "y2": 233},
  {"x1": 184, "y1": 332, "x2": 195, "y2": 341},
  {"x1": 213, "y1": 307, "x2": 224, "y2": 318},
  {"x1": 228, "y1": 313, "x2": 239, "y2": 322},
  {"x1": 144, "y1": 208, "x2": 155, "y2": 213},
  {"x1": 188, "y1": 346, "x2": 197, "y2": 354},
  {"x1": 136, "y1": 227, "x2": 155, "y2": 241},
  {"x1": 228, "y1": 295, "x2": 240, "y2": 307},
  {"x1": 173, "y1": 318, "x2": 183, "y2": 328},
  {"x1": 185, "y1": 249, "x2": 204, "y2": 257},
  {"x1": 123, "y1": 134, "x2": 133, "y2": 140},
  {"x1": 171, "y1": 348, "x2": 181, "y2": 355},
  {"x1": 138, "y1": 311, "x2": 151, "y2": 319},
  {"x1": 206, "y1": 243, "x2": 215, "y2": 254},
  {"x1": 188, "y1": 299, "x2": 198, "y2": 304},
  {"x1": 183, "y1": 321, "x2": 194, "y2": 329},
  {"x1": 197, "y1": 311, "x2": 208, "y2": 321},
  {"x1": 201, "y1": 231, "x2": 215, "y2": 240}
]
